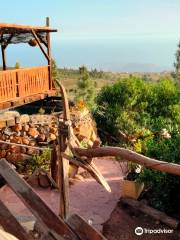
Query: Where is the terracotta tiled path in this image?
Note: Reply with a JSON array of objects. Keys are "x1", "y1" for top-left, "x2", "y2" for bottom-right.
[{"x1": 0, "y1": 158, "x2": 124, "y2": 232}]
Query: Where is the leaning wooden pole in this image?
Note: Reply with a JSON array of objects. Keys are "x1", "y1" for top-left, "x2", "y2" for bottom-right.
[
  {"x1": 58, "y1": 83, "x2": 71, "y2": 219},
  {"x1": 74, "y1": 146, "x2": 180, "y2": 176}
]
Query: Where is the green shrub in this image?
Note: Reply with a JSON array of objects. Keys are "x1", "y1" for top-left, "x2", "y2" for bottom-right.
[
  {"x1": 94, "y1": 77, "x2": 179, "y2": 140},
  {"x1": 94, "y1": 76, "x2": 180, "y2": 215}
]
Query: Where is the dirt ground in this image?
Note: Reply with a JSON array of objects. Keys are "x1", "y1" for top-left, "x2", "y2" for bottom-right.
[{"x1": 103, "y1": 203, "x2": 180, "y2": 240}]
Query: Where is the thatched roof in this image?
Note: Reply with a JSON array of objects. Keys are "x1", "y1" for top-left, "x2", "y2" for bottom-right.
[{"x1": 0, "y1": 23, "x2": 57, "y2": 45}]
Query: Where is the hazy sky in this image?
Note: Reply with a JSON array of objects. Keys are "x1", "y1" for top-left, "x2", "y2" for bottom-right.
[
  {"x1": 1, "y1": 0, "x2": 180, "y2": 40},
  {"x1": 1, "y1": 1, "x2": 180, "y2": 71}
]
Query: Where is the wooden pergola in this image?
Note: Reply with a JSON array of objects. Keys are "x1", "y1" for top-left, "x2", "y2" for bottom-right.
[{"x1": 0, "y1": 18, "x2": 57, "y2": 110}]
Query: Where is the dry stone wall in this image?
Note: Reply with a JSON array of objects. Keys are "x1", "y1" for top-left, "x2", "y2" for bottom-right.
[{"x1": 0, "y1": 109, "x2": 98, "y2": 165}]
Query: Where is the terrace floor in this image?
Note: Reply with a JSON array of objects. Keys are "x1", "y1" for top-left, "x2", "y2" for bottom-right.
[{"x1": 0, "y1": 157, "x2": 123, "y2": 232}]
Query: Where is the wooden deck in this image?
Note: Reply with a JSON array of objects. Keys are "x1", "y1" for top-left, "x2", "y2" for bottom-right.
[{"x1": 0, "y1": 66, "x2": 56, "y2": 110}]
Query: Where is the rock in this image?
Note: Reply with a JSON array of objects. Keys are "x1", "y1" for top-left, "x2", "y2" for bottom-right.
[
  {"x1": 20, "y1": 147, "x2": 27, "y2": 154},
  {"x1": 22, "y1": 137, "x2": 30, "y2": 145},
  {"x1": 49, "y1": 127, "x2": 57, "y2": 134},
  {"x1": 12, "y1": 123, "x2": 23, "y2": 132},
  {"x1": 0, "y1": 143, "x2": 9, "y2": 150},
  {"x1": 9, "y1": 145, "x2": 21, "y2": 153},
  {"x1": 0, "y1": 150, "x2": 7, "y2": 158},
  {"x1": 27, "y1": 148, "x2": 39, "y2": 155},
  {"x1": 3, "y1": 111, "x2": 20, "y2": 118},
  {"x1": 10, "y1": 136, "x2": 22, "y2": 144},
  {"x1": 3, "y1": 128, "x2": 14, "y2": 136},
  {"x1": 19, "y1": 114, "x2": 30, "y2": 123},
  {"x1": 37, "y1": 134, "x2": 46, "y2": 142},
  {"x1": 6, "y1": 118, "x2": 15, "y2": 127},
  {"x1": 29, "y1": 141, "x2": 36, "y2": 146},
  {"x1": 23, "y1": 124, "x2": 30, "y2": 132},
  {"x1": 6, "y1": 153, "x2": 23, "y2": 163},
  {"x1": 1, "y1": 134, "x2": 7, "y2": 141},
  {"x1": 0, "y1": 119, "x2": 6, "y2": 129},
  {"x1": 28, "y1": 128, "x2": 39, "y2": 137},
  {"x1": 48, "y1": 133, "x2": 56, "y2": 141},
  {"x1": 20, "y1": 130, "x2": 27, "y2": 137}
]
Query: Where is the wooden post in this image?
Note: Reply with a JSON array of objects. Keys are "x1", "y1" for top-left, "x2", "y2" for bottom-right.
[
  {"x1": 46, "y1": 17, "x2": 52, "y2": 90},
  {"x1": 1, "y1": 45, "x2": 6, "y2": 70},
  {"x1": 58, "y1": 121, "x2": 70, "y2": 220},
  {"x1": 58, "y1": 84, "x2": 71, "y2": 220}
]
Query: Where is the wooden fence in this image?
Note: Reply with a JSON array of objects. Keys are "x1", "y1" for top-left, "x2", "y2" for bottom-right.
[{"x1": 0, "y1": 66, "x2": 49, "y2": 103}]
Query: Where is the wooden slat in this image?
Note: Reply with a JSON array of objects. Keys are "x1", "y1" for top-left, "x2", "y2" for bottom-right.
[
  {"x1": 67, "y1": 214, "x2": 107, "y2": 240},
  {"x1": 0, "y1": 159, "x2": 79, "y2": 240},
  {"x1": 0, "y1": 199, "x2": 34, "y2": 240},
  {"x1": 18, "y1": 66, "x2": 49, "y2": 98},
  {"x1": 0, "y1": 70, "x2": 16, "y2": 102}
]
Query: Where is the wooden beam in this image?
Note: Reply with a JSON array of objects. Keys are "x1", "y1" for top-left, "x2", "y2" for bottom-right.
[
  {"x1": 3, "y1": 33, "x2": 14, "y2": 49},
  {"x1": 31, "y1": 29, "x2": 50, "y2": 62},
  {"x1": 73, "y1": 146, "x2": 180, "y2": 176},
  {"x1": 46, "y1": 17, "x2": 52, "y2": 90},
  {"x1": 1, "y1": 45, "x2": 6, "y2": 70},
  {"x1": 0, "y1": 199, "x2": 34, "y2": 240},
  {"x1": 67, "y1": 214, "x2": 107, "y2": 240},
  {"x1": 36, "y1": 33, "x2": 48, "y2": 48},
  {"x1": 63, "y1": 153, "x2": 111, "y2": 192},
  {"x1": 0, "y1": 159, "x2": 79, "y2": 240}
]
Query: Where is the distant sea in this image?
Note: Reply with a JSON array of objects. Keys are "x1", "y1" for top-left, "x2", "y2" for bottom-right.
[{"x1": 5, "y1": 37, "x2": 179, "y2": 72}]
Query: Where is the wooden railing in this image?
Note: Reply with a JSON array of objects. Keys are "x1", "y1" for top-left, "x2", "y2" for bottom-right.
[
  {"x1": 0, "y1": 70, "x2": 17, "y2": 102},
  {"x1": 0, "y1": 66, "x2": 50, "y2": 103}
]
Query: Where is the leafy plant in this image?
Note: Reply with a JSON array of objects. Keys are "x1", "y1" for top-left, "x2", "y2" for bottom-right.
[{"x1": 26, "y1": 148, "x2": 51, "y2": 174}]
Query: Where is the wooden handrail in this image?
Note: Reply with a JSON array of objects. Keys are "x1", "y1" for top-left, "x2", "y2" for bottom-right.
[
  {"x1": 0, "y1": 66, "x2": 50, "y2": 103},
  {"x1": 73, "y1": 146, "x2": 180, "y2": 176}
]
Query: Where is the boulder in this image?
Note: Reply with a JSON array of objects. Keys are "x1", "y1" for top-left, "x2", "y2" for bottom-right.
[
  {"x1": 28, "y1": 127, "x2": 39, "y2": 137},
  {"x1": 19, "y1": 114, "x2": 30, "y2": 123},
  {"x1": 12, "y1": 124, "x2": 23, "y2": 132}
]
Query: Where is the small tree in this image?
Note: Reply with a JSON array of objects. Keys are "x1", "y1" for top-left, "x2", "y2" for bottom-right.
[
  {"x1": 15, "y1": 62, "x2": 20, "y2": 69},
  {"x1": 79, "y1": 65, "x2": 88, "y2": 75},
  {"x1": 174, "y1": 41, "x2": 180, "y2": 83},
  {"x1": 75, "y1": 72, "x2": 96, "y2": 108},
  {"x1": 51, "y1": 59, "x2": 60, "y2": 83}
]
